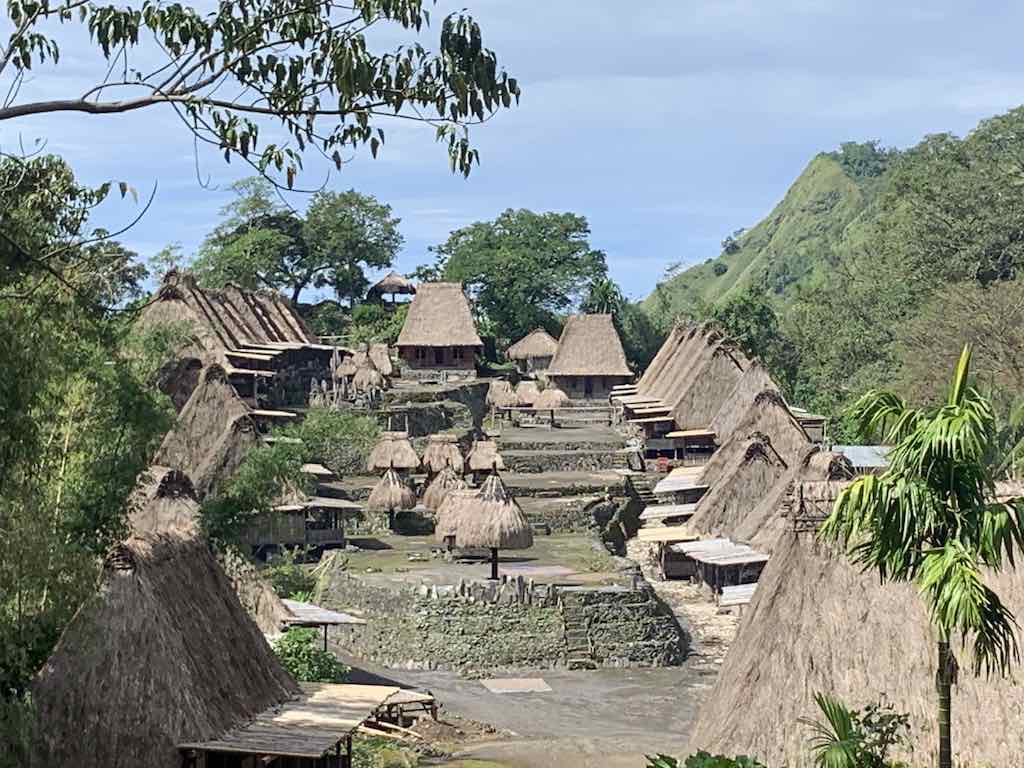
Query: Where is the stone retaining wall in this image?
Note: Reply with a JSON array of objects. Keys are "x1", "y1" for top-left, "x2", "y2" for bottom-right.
[
  {"x1": 567, "y1": 586, "x2": 687, "y2": 666},
  {"x1": 502, "y1": 449, "x2": 622, "y2": 474}
]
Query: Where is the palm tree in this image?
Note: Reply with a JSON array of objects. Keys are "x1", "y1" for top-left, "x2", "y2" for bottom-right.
[{"x1": 819, "y1": 345, "x2": 1024, "y2": 768}]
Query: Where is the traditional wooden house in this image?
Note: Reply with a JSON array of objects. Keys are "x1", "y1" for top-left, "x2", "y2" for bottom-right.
[
  {"x1": 395, "y1": 282, "x2": 482, "y2": 380},
  {"x1": 506, "y1": 328, "x2": 559, "y2": 374},
  {"x1": 545, "y1": 314, "x2": 633, "y2": 400}
]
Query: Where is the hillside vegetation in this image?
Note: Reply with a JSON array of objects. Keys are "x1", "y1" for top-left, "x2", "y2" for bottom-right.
[{"x1": 642, "y1": 117, "x2": 1024, "y2": 436}]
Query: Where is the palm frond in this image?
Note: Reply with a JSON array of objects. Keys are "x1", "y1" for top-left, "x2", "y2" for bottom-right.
[
  {"x1": 947, "y1": 344, "x2": 973, "y2": 407},
  {"x1": 799, "y1": 693, "x2": 862, "y2": 768}
]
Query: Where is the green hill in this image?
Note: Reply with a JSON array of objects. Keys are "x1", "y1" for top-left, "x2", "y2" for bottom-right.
[{"x1": 643, "y1": 144, "x2": 894, "y2": 321}]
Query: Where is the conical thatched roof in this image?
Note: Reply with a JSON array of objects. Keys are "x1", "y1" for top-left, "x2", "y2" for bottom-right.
[
  {"x1": 396, "y1": 282, "x2": 482, "y2": 348},
  {"x1": 466, "y1": 440, "x2": 504, "y2": 472},
  {"x1": 452, "y1": 472, "x2": 533, "y2": 550},
  {"x1": 336, "y1": 354, "x2": 358, "y2": 378},
  {"x1": 546, "y1": 314, "x2": 631, "y2": 377},
  {"x1": 368, "y1": 343, "x2": 393, "y2": 377},
  {"x1": 155, "y1": 364, "x2": 259, "y2": 499},
  {"x1": 433, "y1": 488, "x2": 478, "y2": 543},
  {"x1": 366, "y1": 432, "x2": 420, "y2": 471},
  {"x1": 514, "y1": 380, "x2": 541, "y2": 406},
  {"x1": 534, "y1": 386, "x2": 570, "y2": 409},
  {"x1": 366, "y1": 468, "x2": 416, "y2": 513},
  {"x1": 32, "y1": 531, "x2": 299, "y2": 768},
  {"x1": 422, "y1": 433, "x2": 464, "y2": 475},
  {"x1": 352, "y1": 358, "x2": 385, "y2": 392},
  {"x1": 486, "y1": 380, "x2": 518, "y2": 408},
  {"x1": 507, "y1": 328, "x2": 559, "y2": 361},
  {"x1": 367, "y1": 271, "x2": 416, "y2": 299},
  {"x1": 422, "y1": 465, "x2": 467, "y2": 511}
]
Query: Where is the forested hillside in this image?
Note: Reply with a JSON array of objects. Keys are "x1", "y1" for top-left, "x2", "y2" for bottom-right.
[{"x1": 643, "y1": 111, "x2": 1024, "y2": 437}]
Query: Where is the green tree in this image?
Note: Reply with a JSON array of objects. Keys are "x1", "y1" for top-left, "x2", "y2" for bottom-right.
[
  {"x1": 272, "y1": 628, "x2": 350, "y2": 683},
  {"x1": 819, "y1": 346, "x2": 1024, "y2": 768},
  {"x1": 1, "y1": 0, "x2": 521, "y2": 183},
  {"x1": 425, "y1": 208, "x2": 608, "y2": 345}
]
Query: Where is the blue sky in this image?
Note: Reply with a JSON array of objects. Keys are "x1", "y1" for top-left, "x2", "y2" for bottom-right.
[{"x1": 5, "y1": 1, "x2": 1024, "y2": 300}]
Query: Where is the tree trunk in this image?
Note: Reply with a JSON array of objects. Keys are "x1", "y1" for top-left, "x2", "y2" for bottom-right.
[
  {"x1": 937, "y1": 637, "x2": 953, "y2": 768},
  {"x1": 490, "y1": 547, "x2": 499, "y2": 580}
]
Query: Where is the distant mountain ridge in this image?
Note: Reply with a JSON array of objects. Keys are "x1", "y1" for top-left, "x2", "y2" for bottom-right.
[{"x1": 643, "y1": 143, "x2": 895, "y2": 319}]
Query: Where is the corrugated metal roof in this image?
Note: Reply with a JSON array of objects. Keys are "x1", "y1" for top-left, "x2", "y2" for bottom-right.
[{"x1": 834, "y1": 444, "x2": 892, "y2": 468}]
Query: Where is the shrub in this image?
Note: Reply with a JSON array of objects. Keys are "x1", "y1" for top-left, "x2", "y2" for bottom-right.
[
  {"x1": 272, "y1": 628, "x2": 350, "y2": 682},
  {"x1": 646, "y1": 753, "x2": 766, "y2": 768},
  {"x1": 801, "y1": 693, "x2": 910, "y2": 768},
  {"x1": 712, "y1": 262, "x2": 728, "y2": 276},
  {"x1": 283, "y1": 407, "x2": 380, "y2": 476},
  {"x1": 263, "y1": 548, "x2": 316, "y2": 596}
]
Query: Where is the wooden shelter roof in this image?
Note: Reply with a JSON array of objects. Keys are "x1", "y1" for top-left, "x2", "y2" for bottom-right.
[
  {"x1": 396, "y1": 282, "x2": 482, "y2": 348},
  {"x1": 178, "y1": 683, "x2": 399, "y2": 758},
  {"x1": 636, "y1": 527, "x2": 699, "y2": 543},
  {"x1": 281, "y1": 599, "x2": 366, "y2": 627}
]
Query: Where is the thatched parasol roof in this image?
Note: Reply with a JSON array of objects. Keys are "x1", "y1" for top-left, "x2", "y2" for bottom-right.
[
  {"x1": 486, "y1": 380, "x2": 518, "y2": 408},
  {"x1": 514, "y1": 381, "x2": 541, "y2": 406},
  {"x1": 366, "y1": 468, "x2": 417, "y2": 513},
  {"x1": 32, "y1": 530, "x2": 299, "y2": 768},
  {"x1": 422, "y1": 465, "x2": 467, "y2": 511},
  {"x1": 366, "y1": 432, "x2": 420, "y2": 471},
  {"x1": 334, "y1": 351, "x2": 357, "y2": 378},
  {"x1": 368, "y1": 343, "x2": 394, "y2": 377},
  {"x1": 466, "y1": 440, "x2": 504, "y2": 472},
  {"x1": 396, "y1": 282, "x2": 482, "y2": 348},
  {"x1": 367, "y1": 271, "x2": 416, "y2": 299},
  {"x1": 534, "y1": 386, "x2": 570, "y2": 409},
  {"x1": 451, "y1": 472, "x2": 533, "y2": 550},
  {"x1": 507, "y1": 328, "x2": 559, "y2": 361},
  {"x1": 546, "y1": 314, "x2": 631, "y2": 377},
  {"x1": 422, "y1": 433, "x2": 465, "y2": 475},
  {"x1": 352, "y1": 358, "x2": 385, "y2": 393},
  {"x1": 433, "y1": 488, "x2": 478, "y2": 543}
]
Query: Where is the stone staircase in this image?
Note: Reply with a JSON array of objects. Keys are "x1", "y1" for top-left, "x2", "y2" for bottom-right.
[
  {"x1": 626, "y1": 473, "x2": 658, "y2": 506},
  {"x1": 561, "y1": 592, "x2": 597, "y2": 670}
]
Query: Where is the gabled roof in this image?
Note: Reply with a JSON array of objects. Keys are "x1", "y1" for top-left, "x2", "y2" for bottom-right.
[
  {"x1": 396, "y1": 282, "x2": 483, "y2": 348},
  {"x1": 507, "y1": 328, "x2": 559, "y2": 360},
  {"x1": 546, "y1": 314, "x2": 632, "y2": 377}
]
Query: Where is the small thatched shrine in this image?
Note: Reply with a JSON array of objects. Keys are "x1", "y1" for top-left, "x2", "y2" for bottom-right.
[
  {"x1": 368, "y1": 343, "x2": 394, "y2": 377},
  {"x1": 545, "y1": 314, "x2": 632, "y2": 400},
  {"x1": 366, "y1": 432, "x2": 420, "y2": 472},
  {"x1": 366, "y1": 270, "x2": 416, "y2": 303},
  {"x1": 395, "y1": 282, "x2": 482, "y2": 380},
  {"x1": 451, "y1": 471, "x2": 533, "y2": 579},
  {"x1": 352, "y1": 355, "x2": 386, "y2": 394},
  {"x1": 514, "y1": 380, "x2": 541, "y2": 407},
  {"x1": 506, "y1": 327, "x2": 559, "y2": 374},
  {"x1": 534, "y1": 386, "x2": 570, "y2": 410},
  {"x1": 367, "y1": 468, "x2": 416, "y2": 528},
  {"x1": 422, "y1": 433, "x2": 464, "y2": 476},
  {"x1": 422, "y1": 465, "x2": 467, "y2": 512},
  {"x1": 486, "y1": 380, "x2": 518, "y2": 408},
  {"x1": 466, "y1": 440, "x2": 505, "y2": 475},
  {"x1": 433, "y1": 488, "x2": 478, "y2": 550}
]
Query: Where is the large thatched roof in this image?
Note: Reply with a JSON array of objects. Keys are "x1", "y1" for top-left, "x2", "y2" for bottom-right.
[
  {"x1": 366, "y1": 271, "x2": 416, "y2": 299},
  {"x1": 453, "y1": 472, "x2": 533, "y2": 550},
  {"x1": 32, "y1": 531, "x2": 299, "y2": 768},
  {"x1": 422, "y1": 433, "x2": 464, "y2": 475},
  {"x1": 507, "y1": 328, "x2": 559, "y2": 360},
  {"x1": 396, "y1": 282, "x2": 482, "y2": 348},
  {"x1": 690, "y1": 529, "x2": 1024, "y2": 766},
  {"x1": 366, "y1": 468, "x2": 416, "y2": 513},
  {"x1": 422, "y1": 465, "x2": 467, "y2": 511},
  {"x1": 155, "y1": 364, "x2": 259, "y2": 499},
  {"x1": 466, "y1": 440, "x2": 504, "y2": 472},
  {"x1": 366, "y1": 432, "x2": 420, "y2": 471},
  {"x1": 546, "y1": 314, "x2": 631, "y2": 377}
]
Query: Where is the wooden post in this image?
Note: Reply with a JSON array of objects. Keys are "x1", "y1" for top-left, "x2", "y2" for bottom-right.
[
  {"x1": 323, "y1": 624, "x2": 328, "y2": 652},
  {"x1": 490, "y1": 547, "x2": 499, "y2": 580}
]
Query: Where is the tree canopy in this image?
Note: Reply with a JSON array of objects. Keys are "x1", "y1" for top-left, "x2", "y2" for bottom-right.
[
  {"x1": 192, "y1": 177, "x2": 402, "y2": 303},
  {"x1": 419, "y1": 208, "x2": 609, "y2": 345}
]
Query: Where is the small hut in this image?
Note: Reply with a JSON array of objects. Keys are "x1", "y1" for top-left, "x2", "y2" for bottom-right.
[
  {"x1": 366, "y1": 432, "x2": 420, "y2": 472},
  {"x1": 422, "y1": 433, "x2": 465, "y2": 476},
  {"x1": 395, "y1": 282, "x2": 482, "y2": 380},
  {"x1": 366, "y1": 271, "x2": 416, "y2": 304},
  {"x1": 433, "y1": 488, "x2": 478, "y2": 551},
  {"x1": 486, "y1": 380, "x2": 518, "y2": 409},
  {"x1": 453, "y1": 472, "x2": 533, "y2": 579},
  {"x1": 352, "y1": 357, "x2": 385, "y2": 394},
  {"x1": 506, "y1": 328, "x2": 559, "y2": 374},
  {"x1": 545, "y1": 314, "x2": 632, "y2": 400},
  {"x1": 534, "y1": 386, "x2": 570, "y2": 410},
  {"x1": 367, "y1": 468, "x2": 417, "y2": 529},
  {"x1": 466, "y1": 440, "x2": 505, "y2": 478},
  {"x1": 369, "y1": 343, "x2": 394, "y2": 378},
  {"x1": 422, "y1": 465, "x2": 467, "y2": 512},
  {"x1": 514, "y1": 380, "x2": 541, "y2": 407}
]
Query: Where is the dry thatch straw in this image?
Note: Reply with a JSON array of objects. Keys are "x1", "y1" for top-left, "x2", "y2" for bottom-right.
[
  {"x1": 690, "y1": 528, "x2": 1024, "y2": 767},
  {"x1": 486, "y1": 379, "x2": 517, "y2": 408},
  {"x1": 422, "y1": 465, "x2": 468, "y2": 511},
  {"x1": 352, "y1": 357, "x2": 385, "y2": 392},
  {"x1": 366, "y1": 432, "x2": 420, "y2": 472},
  {"x1": 422, "y1": 433, "x2": 465, "y2": 475},
  {"x1": 155, "y1": 364, "x2": 259, "y2": 499},
  {"x1": 366, "y1": 468, "x2": 417, "y2": 513},
  {"x1": 534, "y1": 386, "x2": 570, "y2": 409},
  {"x1": 546, "y1": 314, "x2": 631, "y2": 377},
  {"x1": 466, "y1": 440, "x2": 504, "y2": 472},
  {"x1": 454, "y1": 472, "x2": 534, "y2": 551},
  {"x1": 506, "y1": 328, "x2": 559, "y2": 361},
  {"x1": 367, "y1": 270, "x2": 416, "y2": 300},
  {"x1": 32, "y1": 530, "x2": 298, "y2": 768},
  {"x1": 369, "y1": 343, "x2": 394, "y2": 377},
  {"x1": 514, "y1": 380, "x2": 541, "y2": 406},
  {"x1": 335, "y1": 354, "x2": 358, "y2": 378},
  {"x1": 395, "y1": 282, "x2": 483, "y2": 348},
  {"x1": 433, "y1": 488, "x2": 478, "y2": 543}
]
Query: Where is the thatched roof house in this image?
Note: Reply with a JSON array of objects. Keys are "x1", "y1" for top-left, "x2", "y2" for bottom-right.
[
  {"x1": 690, "y1": 525, "x2": 1024, "y2": 766},
  {"x1": 422, "y1": 465, "x2": 467, "y2": 511},
  {"x1": 155, "y1": 365, "x2": 259, "y2": 499},
  {"x1": 366, "y1": 271, "x2": 416, "y2": 302},
  {"x1": 454, "y1": 472, "x2": 533, "y2": 579},
  {"x1": 466, "y1": 440, "x2": 505, "y2": 473},
  {"x1": 366, "y1": 432, "x2": 420, "y2": 472},
  {"x1": 396, "y1": 282, "x2": 482, "y2": 380},
  {"x1": 422, "y1": 433, "x2": 464, "y2": 475},
  {"x1": 546, "y1": 314, "x2": 632, "y2": 399},
  {"x1": 507, "y1": 328, "x2": 559, "y2": 373}
]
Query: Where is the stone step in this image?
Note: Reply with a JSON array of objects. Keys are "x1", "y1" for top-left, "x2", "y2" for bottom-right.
[{"x1": 567, "y1": 657, "x2": 597, "y2": 670}]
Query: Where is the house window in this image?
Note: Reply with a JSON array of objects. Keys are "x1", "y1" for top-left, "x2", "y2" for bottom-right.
[
  {"x1": 453, "y1": 347, "x2": 464, "y2": 360},
  {"x1": 415, "y1": 347, "x2": 427, "y2": 361},
  {"x1": 434, "y1": 347, "x2": 444, "y2": 365}
]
